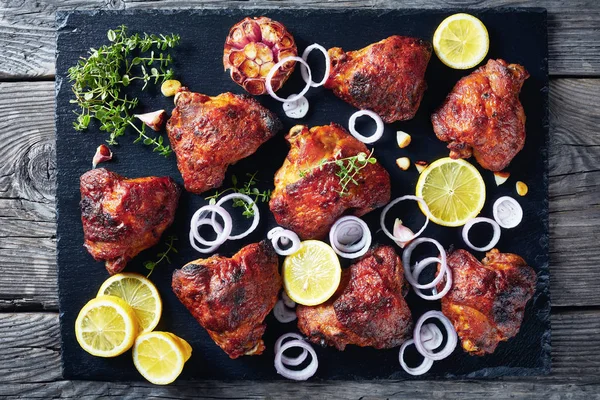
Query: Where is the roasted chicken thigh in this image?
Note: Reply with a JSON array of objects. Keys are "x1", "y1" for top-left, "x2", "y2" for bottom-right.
[
  {"x1": 167, "y1": 88, "x2": 282, "y2": 194},
  {"x1": 325, "y1": 35, "x2": 432, "y2": 123},
  {"x1": 269, "y1": 123, "x2": 391, "y2": 239},
  {"x1": 80, "y1": 168, "x2": 180, "y2": 275},
  {"x1": 172, "y1": 241, "x2": 281, "y2": 359},
  {"x1": 297, "y1": 246, "x2": 412, "y2": 350},
  {"x1": 431, "y1": 59, "x2": 529, "y2": 171},
  {"x1": 440, "y1": 249, "x2": 536, "y2": 356}
]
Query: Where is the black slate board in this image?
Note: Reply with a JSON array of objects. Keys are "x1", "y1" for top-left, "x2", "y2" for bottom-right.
[{"x1": 55, "y1": 8, "x2": 550, "y2": 381}]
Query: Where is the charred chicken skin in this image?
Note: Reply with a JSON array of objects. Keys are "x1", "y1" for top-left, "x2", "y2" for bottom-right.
[
  {"x1": 172, "y1": 241, "x2": 281, "y2": 359},
  {"x1": 166, "y1": 88, "x2": 282, "y2": 194},
  {"x1": 80, "y1": 168, "x2": 180, "y2": 275},
  {"x1": 325, "y1": 35, "x2": 432, "y2": 123},
  {"x1": 440, "y1": 249, "x2": 536, "y2": 356},
  {"x1": 269, "y1": 123, "x2": 391, "y2": 239},
  {"x1": 297, "y1": 246, "x2": 412, "y2": 350},
  {"x1": 431, "y1": 59, "x2": 529, "y2": 171}
]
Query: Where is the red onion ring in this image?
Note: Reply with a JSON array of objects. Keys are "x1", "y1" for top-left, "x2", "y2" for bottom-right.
[
  {"x1": 348, "y1": 110, "x2": 384, "y2": 144},
  {"x1": 401, "y1": 237, "x2": 447, "y2": 291},
  {"x1": 273, "y1": 300, "x2": 297, "y2": 323},
  {"x1": 268, "y1": 227, "x2": 301, "y2": 256},
  {"x1": 274, "y1": 339, "x2": 318, "y2": 380},
  {"x1": 411, "y1": 256, "x2": 453, "y2": 300},
  {"x1": 329, "y1": 216, "x2": 371, "y2": 259},
  {"x1": 462, "y1": 217, "x2": 501, "y2": 252},
  {"x1": 399, "y1": 339, "x2": 434, "y2": 376},
  {"x1": 266, "y1": 56, "x2": 312, "y2": 103},
  {"x1": 413, "y1": 311, "x2": 458, "y2": 361},
  {"x1": 493, "y1": 196, "x2": 523, "y2": 229},
  {"x1": 300, "y1": 43, "x2": 331, "y2": 87},
  {"x1": 380, "y1": 196, "x2": 430, "y2": 244},
  {"x1": 190, "y1": 205, "x2": 233, "y2": 247},
  {"x1": 274, "y1": 333, "x2": 308, "y2": 367},
  {"x1": 211, "y1": 193, "x2": 260, "y2": 240}
]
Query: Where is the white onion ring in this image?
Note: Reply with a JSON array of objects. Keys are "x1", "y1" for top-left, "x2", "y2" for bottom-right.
[
  {"x1": 411, "y1": 256, "x2": 453, "y2": 300},
  {"x1": 211, "y1": 193, "x2": 260, "y2": 240},
  {"x1": 399, "y1": 339, "x2": 434, "y2": 376},
  {"x1": 266, "y1": 56, "x2": 312, "y2": 103},
  {"x1": 462, "y1": 217, "x2": 501, "y2": 252},
  {"x1": 268, "y1": 227, "x2": 301, "y2": 256},
  {"x1": 413, "y1": 311, "x2": 458, "y2": 361},
  {"x1": 274, "y1": 339, "x2": 318, "y2": 380},
  {"x1": 283, "y1": 94, "x2": 309, "y2": 119},
  {"x1": 421, "y1": 323, "x2": 444, "y2": 351},
  {"x1": 267, "y1": 227, "x2": 289, "y2": 246},
  {"x1": 275, "y1": 333, "x2": 308, "y2": 367},
  {"x1": 191, "y1": 205, "x2": 233, "y2": 247},
  {"x1": 281, "y1": 290, "x2": 296, "y2": 308},
  {"x1": 300, "y1": 43, "x2": 331, "y2": 87},
  {"x1": 188, "y1": 219, "x2": 225, "y2": 254},
  {"x1": 380, "y1": 196, "x2": 430, "y2": 244},
  {"x1": 493, "y1": 196, "x2": 523, "y2": 229},
  {"x1": 329, "y1": 216, "x2": 371, "y2": 259},
  {"x1": 348, "y1": 110, "x2": 384, "y2": 144},
  {"x1": 273, "y1": 300, "x2": 297, "y2": 323},
  {"x1": 401, "y1": 237, "x2": 447, "y2": 291}
]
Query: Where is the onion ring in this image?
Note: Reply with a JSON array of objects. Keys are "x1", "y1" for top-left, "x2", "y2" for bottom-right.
[
  {"x1": 413, "y1": 311, "x2": 458, "y2": 361},
  {"x1": 348, "y1": 110, "x2": 384, "y2": 144},
  {"x1": 212, "y1": 193, "x2": 260, "y2": 240},
  {"x1": 266, "y1": 56, "x2": 312, "y2": 103},
  {"x1": 274, "y1": 339, "x2": 318, "y2": 380},
  {"x1": 421, "y1": 323, "x2": 444, "y2": 351},
  {"x1": 401, "y1": 237, "x2": 447, "y2": 290},
  {"x1": 281, "y1": 290, "x2": 296, "y2": 308},
  {"x1": 462, "y1": 217, "x2": 501, "y2": 252},
  {"x1": 188, "y1": 219, "x2": 225, "y2": 254},
  {"x1": 274, "y1": 333, "x2": 308, "y2": 367},
  {"x1": 399, "y1": 339, "x2": 434, "y2": 376},
  {"x1": 493, "y1": 196, "x2": 523, "y2": 229},
  {"x1": 411, "y1": 257, "x2": 453, "y2": 300},
  {"x1": 273, "y1": 300, "x2": 297, "y2": 323},
  {"x1": 283, "y1": 94, "x2": 309, "y2": 119},
  {"x1": 300, "y1": 43, "x2": 331, "y2": 87},
  {"x1": 329, "y1": 216, "x2": 372, "y2": 259},
  {"x1": 191, "y1": 205, "x2": 233, "y2": 247},
  {"x1": 380, "y1": 196, "x2": 430, "y2": 244},
  {"x1": 268, "y1": 227, "x2": 301, "y2": 256}
]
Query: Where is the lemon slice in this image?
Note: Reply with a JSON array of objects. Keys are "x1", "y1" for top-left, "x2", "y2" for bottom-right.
[
  {"x1": 97, "y1": 273, "x2": 162, "y2": 334},
  {"x1": 433, "y1": 13, "x2": 489, "y2": 69},
  {"x1": 133, "y1": 331, "x2": 191, "y2": 385},
  {"x1": 75, "y1": 295, "x2": 138, "y2": 357},
  {"x1": 415, "y1": 158, "x2": 486, "y2": 227},
  {"x1": 282, "y1": 240, "x2": 341, "y2": 306}
]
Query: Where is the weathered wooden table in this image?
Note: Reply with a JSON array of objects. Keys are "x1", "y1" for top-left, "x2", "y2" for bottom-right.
[{"x1": 1, "y1": 1, "x2": 599, "y2": 398}]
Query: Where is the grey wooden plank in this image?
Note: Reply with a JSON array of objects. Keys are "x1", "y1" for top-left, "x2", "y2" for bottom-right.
[{"x1": 1, "y1": 0, "x2": 600, "y2": 78}]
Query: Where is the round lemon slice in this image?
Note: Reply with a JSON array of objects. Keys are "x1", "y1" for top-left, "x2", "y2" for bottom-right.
[
  {"x1": 75, "y1": 295, "x2": 138, "y2": 357},
  {"x1": 282, "y1": 240, "x2": 341, "y2": 306},
  {"x1": 97, "y1": 273, "x2": 162, "y2": 334},
  {"x1": 133, "y1": 331, "x2": 191, "y2": 385},
  {"x1": 433, "y1": 13, "x2": 489, "y2": 69},
  {"x1": 415, "y1": 157, "x2": 486, "y2": 227}
]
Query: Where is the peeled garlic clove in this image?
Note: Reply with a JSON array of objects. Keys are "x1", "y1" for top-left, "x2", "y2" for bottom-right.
[
  {"x1": 396, "y1": 157, "x2": 410, "y2": 171},
  {"x1": 134, "y1": 110, "x2": 166, "y2": 131},
  {"x1": 516, "y1": 181, "x2": 528, "y2": 196},
  {"x1": 161, "y1": 79, "x2": 182, "y2": 97},
  {"x1": 494, "y1": 171, "x2": 510, "y2": 186},
  {"x1": 92, "y1": 144, "x2": 112, "y2": 168},
  {"x1": 396, "y1": 131, "x2": 411, "y2": 148},
  {"x1": 393, "y1": 218, "x2": 415, "y2": 249}
]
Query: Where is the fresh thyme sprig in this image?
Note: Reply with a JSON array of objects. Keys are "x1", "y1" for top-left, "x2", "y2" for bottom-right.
[
  {"x1": 144, "y1": 235, "x2": 178, "y2": 277},
  {"x1": 68, "y1": 25, "x2": 180, "y2": 156},
  {"x1": 299, "y1": 149, "x2": 377, "y2": 196},
  {"x1": 205, "y1": 172, "x2": 271, "y2": 218}
]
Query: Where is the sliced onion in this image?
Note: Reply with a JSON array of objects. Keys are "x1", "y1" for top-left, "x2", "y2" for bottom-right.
[
  {"x1": 275, "y1": 333, "x2": 308, "y2": 367},
  {"x1": 493, "y1": 196, "x2": 523, "y2": 229},
  {"x1": 329, "y1": 216, "x2": 371, "y2": 259},
  {"x1": 188, "y1": 219, "x2": 225, "y2": 254},
  {"x1": 300, "y1": 43, "x2": 331, "y2": 87},
  {"x1": 348, "y1": 110, "x2": 384, "y2": 144},
  {"x1": 393, "y1": 219, "x2": 415, "y2": 248},
  {"x1": 283, "y1": 94, "x2": 309, "y2": 119},
  {"x1": 421, "y1": 323, "x2": 444, "y2": 351},
  {"x1": 413, "y1": 311, "x2": 458, "y2": 361},
  {"x1": 399, "y1": 339, "x2": 434, "y2": 376},
  {"x1": 380, "y1": 196, "x2": 430, "y2": 244},
  {"x1": 268, "y1": 227, "x2": 301, "y2": 256},
  {"x1": 274, "y1": 339, "x2": 318, "y2": 380},
  {"x1": 274, "y1": 300, "x2": 297, "y2": 323},
  {"x1": 266, "y1": 56, "x2": 312, "y2": 103},
  {"x1": 190, "y1": 205, "x2": 232, "y2": 247},
  {"x1": 281, "y1": 290, "x2": 296, "y2": 308},
  {"x1": 401, "y1": 237, "x2": 447, "y2": 291},
  {"x1": 411, "y1": 256, "x2": 453, "y2": 300},
  {"x1": 212, "y1": 193, "x2": 260, "y2": 240},
  {"x1": 462, "y1": 217, "x2": 501, "y2": 252}
]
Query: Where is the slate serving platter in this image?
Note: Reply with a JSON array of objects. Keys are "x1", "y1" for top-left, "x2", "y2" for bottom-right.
[{"x1": 55, "y1": 8, "x2": 550, "y2": 381}]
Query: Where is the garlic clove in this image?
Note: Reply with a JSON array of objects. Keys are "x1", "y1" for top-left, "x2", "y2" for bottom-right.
[
  {"x1": 516, "y1": 181, "x2": 528, "y2": 196},
  {"x1": 494, "y1": 171, "x2": 510, "y2": 186},
  {"x1": 396, "y1": 131, "x2": 411, "y2": 148},
  {"x1": 396, "y1": 157, "x2": 410, "y2": 171},
  {"x1": 161, "y1": 79, "x2": 182, "y2": 97},
  {"x1": 415, "y1": 161, "x2": 429, "y2": 174},
  {"x1": 134, "y1": 109, "x2": 166, "y2": 131},
  {"x1": 92, "y1": 144, "x2": 112, "y2": 168},
  {"x1": 393, "y1": 218, "x2": 415, "y2": 248}
]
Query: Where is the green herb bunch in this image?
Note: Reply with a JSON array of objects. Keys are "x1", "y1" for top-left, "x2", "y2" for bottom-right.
[
  {"x1": 144, "y1": 235, "x2": 178, "y2": 277},
  {"x1": 68, "y1": 25, "x2": 180, "y2": 156},
  {"x1": 205, "y1": 172, "x2": 272, "y2": 218}
]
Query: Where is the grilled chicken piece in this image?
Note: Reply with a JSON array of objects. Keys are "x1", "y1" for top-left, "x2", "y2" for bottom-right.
[
  {"x1": 172, "y1": 242, "x2": 281, "y2": 359},
  {"x1": 325, "y1": 35, "x2": 432, "y2": 123},
  {"x1": 80, "y1": 168, "x2": 180, "y2": 275},
  {"x1": 297, "y1": 246, "x2": 412, "y2": 350},
  {"x1": 167, "y1": 88, "x2": 282, "y2": 194},
  {"x1": 269, "y1": 123, "x2": 391, "y2": 239},
  {"x1": 431, "y1": 59, "x2": 529, "y2": 171},
  {"x1": 440, "y1": 249, "x2": 536, "y2": 356}
]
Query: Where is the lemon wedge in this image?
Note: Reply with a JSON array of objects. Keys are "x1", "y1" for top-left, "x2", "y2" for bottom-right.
[
  {"x1": 433, "y1": 13, "x2": 489, "y2": 69},
  {"x1": 97, "y1": 273, "x2": 162, "y2": 334},
  {"x1": 75, "y1": 295, "x2": 138, "y2": 357},
  {"x1": 133, "y1": 331, "x2": 191, "y2": 385},
  {"x1": 282, "y1": 240, "x2": 341, "y2": 306},
  {"x1": 415, "y1": 157, "x2": 486, "y2": 227}
]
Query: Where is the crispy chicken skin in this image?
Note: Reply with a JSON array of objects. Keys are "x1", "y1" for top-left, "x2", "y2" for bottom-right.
[
  {"x1": 172, "y1": 242, "x2": 281, "y2": 359},
  {"x1": 297, "y1": 246, "x2": 412, "y2": 350},
  {"x1": 269, "y1": 124, "x2": 391, "y2": 239},
  {"x1": 80, "y1": 168, "x2": 180, "y2": 275},
  {"x1": 431, "y1": 59, "x2": 529, "y2": 171},
  {"x1": 166, "y1": 88, "x2": 282, "y2": 194},
  {"x1": 440, "y1": 249, "x2": 536, "y2": 356},
  {"x1": 324, "y1": 35, "x2": 432, "y2": 123}
]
